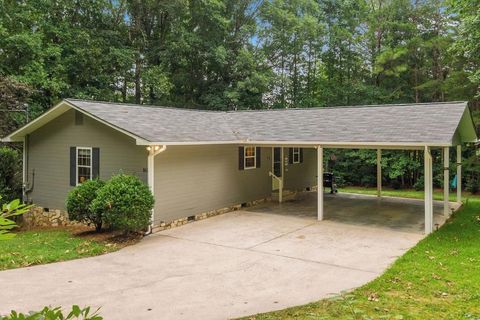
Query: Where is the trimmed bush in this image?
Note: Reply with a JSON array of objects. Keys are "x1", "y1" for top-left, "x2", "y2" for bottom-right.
[
  {"x1": 66, "y1": 179, "x2": 105, "y2": 232},
  {"x1": 91, "y1": 174, "x2": 154, "y2": 233}
]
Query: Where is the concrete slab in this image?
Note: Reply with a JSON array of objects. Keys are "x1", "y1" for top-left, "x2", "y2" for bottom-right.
[
  {"x1": 0, "y1": 195, "x2": 431, "y2": 319},
  {"x1": 250, "y1": 221, "x2": 422, "y2": 274},
  {"x1": 249, "y1": 192, "x2": 449, "y2": 233},
  {"x1": 159, "y1": 209, "x2": 314, "y2": 249}
]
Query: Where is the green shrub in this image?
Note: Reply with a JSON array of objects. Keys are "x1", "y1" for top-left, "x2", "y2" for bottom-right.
[
  {"x1": 91, "y1": 174, "x2": 154, "y2": 233},
  {"x1": 66, "y1": 179, "x2": 105, "y2": 232},
  {"x1": 1, "y1": 305, "x2": 102, "y2": 320},
  {"x1": 413, "y1": 177, "x2": 424, "y2": 191},
  {"x1": 466, "y1": 176, "x2": 479, "y2": 194},
  {"x1": 0, "y1": 146, "x2": 22, "y2": 201}
]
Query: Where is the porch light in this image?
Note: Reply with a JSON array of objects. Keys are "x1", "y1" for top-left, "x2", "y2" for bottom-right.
[{"x1": 146, "y1": 146, "x2": 151, "y2": 151}]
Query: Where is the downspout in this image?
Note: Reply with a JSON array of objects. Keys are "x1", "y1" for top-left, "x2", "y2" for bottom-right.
[
  {"x1": 22, "y1": 134, "x2": 34, "y2": 203},
  {"x1": 145, "y1": 145, "x2": 167, "y2": 235},
  {"x1": 22, "y1": 136, "x2": 26, "y2": 202}
]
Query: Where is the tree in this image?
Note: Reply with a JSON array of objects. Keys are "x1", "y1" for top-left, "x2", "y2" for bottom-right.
[{"x1": 0, "y1": 77, "x2": 32, "y2": 136}]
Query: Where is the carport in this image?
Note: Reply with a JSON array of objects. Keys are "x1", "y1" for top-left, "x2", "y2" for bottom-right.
[
  {"x1": 315, "y1": 144, "x2": 458, "y2": 234},
  {"x1": 241, "y1": 102, "x2": 478, "y2": 234}
]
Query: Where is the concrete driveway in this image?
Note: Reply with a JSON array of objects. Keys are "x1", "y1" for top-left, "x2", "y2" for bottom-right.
[{"x1": 0, "y1": 208, "x2": 424, "y2": 320}]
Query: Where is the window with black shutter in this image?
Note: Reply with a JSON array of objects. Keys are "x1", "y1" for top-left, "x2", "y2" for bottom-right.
[{"x1": 239, "y1": 146, "x2": 261, "y2": 170}]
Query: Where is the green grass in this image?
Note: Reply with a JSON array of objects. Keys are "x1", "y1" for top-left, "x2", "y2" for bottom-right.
[
  {"x1": 243, "y1": 190, "x2": 480, "y2": 320},
  {"x1": 339, "y1": 186, "x2": 464, "y2": 202},
  {"x1": 0, "y1": 230, "x2": 117, "y2": 270}
]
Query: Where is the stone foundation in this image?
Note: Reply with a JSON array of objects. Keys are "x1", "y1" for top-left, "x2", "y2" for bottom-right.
[
  {"x1": 22, "y1": 207, "x2": 84, "y2": 228},
  {"x1": 152, "y1": 198, "x2": 267, "y2": 233},
  {"x1": 23, "y1": 198, "x2": 268, "y2": 231}
]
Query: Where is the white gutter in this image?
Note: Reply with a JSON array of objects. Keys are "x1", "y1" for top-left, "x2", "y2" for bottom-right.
[
  {"x1": 146, "y1": 145, "x2": 167, "y2": 235},
  {"x1": 136, "y1": 140, "x2": 453, "y2": 149}
]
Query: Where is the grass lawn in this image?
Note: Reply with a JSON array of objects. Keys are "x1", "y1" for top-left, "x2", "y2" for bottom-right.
[
  {"x1": 0, "y1": 229, "x2": 119, "y2": 271},
  {"x1": 339, "y1": 186, "x2": 469, "y2": 202},
  {"x1": 243, "y1": 189, "x2": 480, "y2": 320}
]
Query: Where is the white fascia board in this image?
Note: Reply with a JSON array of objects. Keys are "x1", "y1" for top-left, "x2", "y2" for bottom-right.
[
  {"x1": 1, "y1": 99, "x2": 149, "y2": 144},
  {"x1": 2, "y1": 101, "x2": 71, "y2": 142},
  {"x1": 139, "y1": 140, "x2": 451, "y2": 149},
  {"x1": 135, "y1": 140, "x2": 243, "y2": 146},
  {"x1": 242, "y1": 141, "x2": 451, "y2": 149}
]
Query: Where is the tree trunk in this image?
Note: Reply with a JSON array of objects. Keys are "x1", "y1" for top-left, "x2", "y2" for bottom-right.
[
  {"x1": 122, "y1": 76, "x2": 127, "y2": 102},
  {"x1": 134, "y1": 57, "x2": 142, "y2": 104},
  {"x1": 414, "y1": 65, "x2": 419, "y2": 103}
]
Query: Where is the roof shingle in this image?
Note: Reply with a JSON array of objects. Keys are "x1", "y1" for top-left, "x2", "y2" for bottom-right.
[{"x1": 66, "y1": 99, "x2": 473, "y2": 145}]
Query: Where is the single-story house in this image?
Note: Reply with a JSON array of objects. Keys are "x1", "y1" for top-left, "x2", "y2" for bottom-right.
[{"x1": 2, "y1": 99, "x2": 477, "y2": 234}]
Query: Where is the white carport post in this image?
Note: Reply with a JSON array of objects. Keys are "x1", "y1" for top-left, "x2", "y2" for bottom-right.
[
  {"x1": 377, "y1": 149, "x2": 382, "y2": 197},
  {"x1": 147, "y1": 149, "x2": 155, "y2": 190},
  {"x1": 443, "y1": 147, "x2": 450, "y2": 216},
  {"x1": 317, "y1": 146, "x2": 324, "y2": 221},
  {"x1": 457, "y1": 145, "x2": 462, "y2": 204},
  {"x1": 147, "y1": 145, "x2": 167, "y2": 233},
  {"x1": 424, "y1": 146, "x2": 433, "y2": 234}
]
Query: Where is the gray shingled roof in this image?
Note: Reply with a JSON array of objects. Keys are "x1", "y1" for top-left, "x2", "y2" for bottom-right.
[{"x1": 66, "y1": 99, "x2": 474, "y2": 145}]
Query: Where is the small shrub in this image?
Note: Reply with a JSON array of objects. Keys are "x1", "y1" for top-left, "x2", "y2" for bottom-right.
[
  {"x1": 466, "y1": 176, "x2": 479, "y2": 194},
  {"x1": 91, "y1": 174, "x2": 154, "y2": 234},
  {"x1": 0, "y1": 146, "x2": 22, "y2": 201},
  {"x1": 413, "y1": 177, "x2": 424, "y2": 191},
  {"x1": 66, "y1": 179, "x2": 105, "y2": 232},
  {"x1": 1, "y1": 305, "x2": 102, "y2": 320},
  {"x1": 334, "y1": 175, "x2": 346, "y2": 188}
]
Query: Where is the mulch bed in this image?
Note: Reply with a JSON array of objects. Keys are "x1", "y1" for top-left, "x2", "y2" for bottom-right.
[{"x1": 70, "y1": 227, "x2": 143, "y2": 248}]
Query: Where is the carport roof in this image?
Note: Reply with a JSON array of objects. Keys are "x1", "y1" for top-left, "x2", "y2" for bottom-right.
[{"x1": 3, "y1": 99, "x2": 477, "y2": 147}]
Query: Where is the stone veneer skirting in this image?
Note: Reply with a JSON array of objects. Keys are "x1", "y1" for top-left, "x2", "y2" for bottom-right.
[
  {"x1": 151, "y1": 198, "x2": 267, "y2": 233},
  {"x1": 22, "y1": 198, "x2": 268, "y2": 231},
  {"x1": 22, "y1": 207, "x2": 84, "y2": 228}
]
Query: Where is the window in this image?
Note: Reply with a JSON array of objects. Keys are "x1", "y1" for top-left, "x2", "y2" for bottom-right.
[
  {"x1": 244, "y1": 146, "x2": 256, "y2": 169},
  {"x1": 292, "y1": 147, "x2": 300, "y2": 164},
  {"x1": 76, "y1": 147, "x2": 92, "y2": 184}
]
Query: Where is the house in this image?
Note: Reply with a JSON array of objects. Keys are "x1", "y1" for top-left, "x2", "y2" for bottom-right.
[{"x1": 2, "y1": 99, "x2": 477, "y2": 234}]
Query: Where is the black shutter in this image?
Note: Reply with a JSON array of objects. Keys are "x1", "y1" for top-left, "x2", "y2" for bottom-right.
[
  {"x1": 70, "y1": 147, "x2": 76, "y2": 186},
  {"x1": 300, "y1": 148, "x2": 304, "y2": 163},
  {"x1": 288, "y1": 148, "x2": 293, "y2": 164},
  {"x1": 256, "y1": 147, "x2": 261, "y2": 168},
  {"x1": 238, "y1": 147, "x2": 244, "y2": 170},
  {"x1": 92, "y1": 148, "x2": 100, "y2": 179}
]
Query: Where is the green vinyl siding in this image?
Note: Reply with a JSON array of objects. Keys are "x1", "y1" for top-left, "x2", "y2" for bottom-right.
[
  {"x1": 27, "y1": 109, "x2": 147, "y2": 209},
  {"x1": 153, "y1": 145, "x2": 272, "y2": 224},
  {"x1": 283, "y1": 148, "x2": 317, "y2": 191}
]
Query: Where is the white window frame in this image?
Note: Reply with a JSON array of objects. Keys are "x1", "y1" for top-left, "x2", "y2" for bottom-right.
[
  {"x1": 76, "y1": 147, "x2": 92, "y2": 185},
  {"x1": 244, "y1": 146, "x2": 256, "y2": 170},
  {"x1": 292, "y1": 147, "x2": 301, "y2": 164}
]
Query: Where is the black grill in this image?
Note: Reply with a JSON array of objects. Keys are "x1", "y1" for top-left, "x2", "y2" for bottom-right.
[{"x1": 323, "y1": 172, "x2": 338, "y2": 194}]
